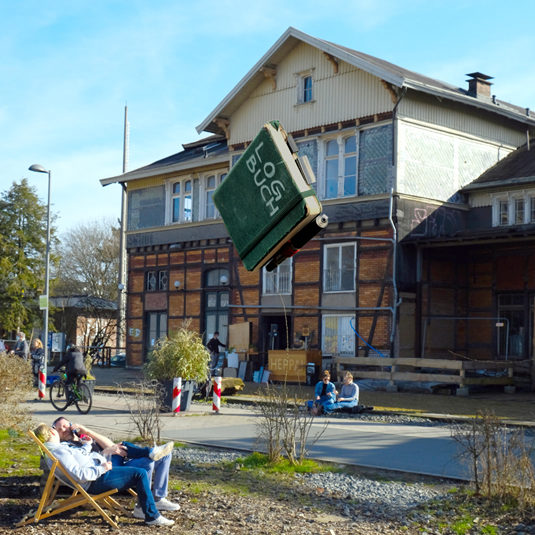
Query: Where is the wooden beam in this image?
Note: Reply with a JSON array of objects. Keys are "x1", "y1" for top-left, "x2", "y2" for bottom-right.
[
  {"x1": 323, "y1": 53, "x2": 339, "y2": 74},
  {"x1": 214, "y1": 117, "x2": 230, "y2": 139},
  {"x1": 381, "y1": 80, "x2": 398, "y2": 104},
  {"x1": 260, "y1": 66, "x2": 277, "y2": 90}
]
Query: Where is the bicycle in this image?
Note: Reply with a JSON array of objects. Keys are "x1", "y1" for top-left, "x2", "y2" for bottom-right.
[{"x1": 49, "y1": 369, "x2": 93, "y2": 414}]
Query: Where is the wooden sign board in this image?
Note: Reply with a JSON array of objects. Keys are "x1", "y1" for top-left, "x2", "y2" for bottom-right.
[{"x1": 229, "y1": 322, "x2": 250, "y2": 352}]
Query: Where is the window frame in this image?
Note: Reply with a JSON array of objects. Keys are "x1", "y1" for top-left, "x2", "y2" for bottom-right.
[
  {"x1": 492, "y1": 191, "x2": 535, "y2": 227},
  {"x1": 262, "y1": 258, "x2": 293, "y2": 296},
  {"x1": 323, "y1": 243, "x2": 356, "y2": 293},
  {"x1": 167, "y1": 170, "x2": 228, "y2": 224},
  {"x1": 145, "y1": 269, "x2": 169, "y2": 292},
  {"x1": 321, "y1": 314, "x2": 356, "y2": 357},
  {"x1": 321, "y1": 131, "x2": 358, "y2": 199},
  {"x1": 295, "y1": 69, "x2": 315, "y2": 105}
]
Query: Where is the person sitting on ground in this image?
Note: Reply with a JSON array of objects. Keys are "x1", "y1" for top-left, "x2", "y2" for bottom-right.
[
  {"x1": 330, "y1": 371, "x2": 359, "y2": 413},
  {"x1": 307, "y1": 369, "x2": 337, "y2": 415},
  {"x1": 33, "y1": 423, "x2": 175, "y2": 527},
  {"x1": 52, "y1": 416, "x2": 179, "y2": 517}
]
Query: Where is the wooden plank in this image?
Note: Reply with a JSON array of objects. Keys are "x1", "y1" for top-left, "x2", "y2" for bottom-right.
[
  {"x1": 463, "y1": 376, "x2": 513, "y2": 385},
  {"x1": 334, "y1": 357, "x2": 395, "y2": 367},
  {"x1": 392, "y1": 372, "x2": 462, "y2": 384},
  {"x1": 347, "y1": 370, "x2": 392, "y2": 380},
  {"x1": 461, "y1": 361, "x2": 515, "y2": 371},
  {"x1": 396, "y1": 358, "x2": 463, "y2": 370}
]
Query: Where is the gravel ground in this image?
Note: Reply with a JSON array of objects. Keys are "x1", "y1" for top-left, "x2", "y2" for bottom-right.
[{"x1": 172, "y1": 438, "x2": 455, "y2": 517}]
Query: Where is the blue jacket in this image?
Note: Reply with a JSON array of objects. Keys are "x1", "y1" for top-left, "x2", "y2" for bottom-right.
[{"x1": 314, "y1": 380, "x2": 336, "y2": 401}]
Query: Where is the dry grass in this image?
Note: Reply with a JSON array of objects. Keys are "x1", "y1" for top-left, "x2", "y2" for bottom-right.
[{"x1": 0, "y1": 352, "x2": 32, "y2": 430}]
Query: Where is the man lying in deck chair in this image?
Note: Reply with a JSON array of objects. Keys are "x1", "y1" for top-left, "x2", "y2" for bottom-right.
[
  {"x1": 52, "y1": 416, "x2": 179, "y2": 518},
  {"x1": 34, "y1": 423, "x2": 175, "y2": 527}
]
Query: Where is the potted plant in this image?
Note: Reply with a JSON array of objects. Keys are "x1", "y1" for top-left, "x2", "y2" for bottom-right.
[{"x1": 144, "y1": 320, "x2": 210, "y2": 411}]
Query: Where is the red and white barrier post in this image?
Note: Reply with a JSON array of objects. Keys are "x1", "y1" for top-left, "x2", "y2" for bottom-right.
[
  {"x1": 172, "y1": 377, "x2": 182, "y2": 414},
  {"x1": 38, "y1": 368, "x2": 46, "y2": 399},
  {"x1": 212, "y1": 376, "x2": 222, "y2": 413}
]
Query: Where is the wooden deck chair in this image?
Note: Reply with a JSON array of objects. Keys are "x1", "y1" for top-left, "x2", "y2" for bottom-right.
[{"x1": 15, "y1": 430, "x2": 136, "y2": 530}]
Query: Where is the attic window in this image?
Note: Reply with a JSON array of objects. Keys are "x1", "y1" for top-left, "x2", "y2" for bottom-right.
[
  {"x1": 296, "y1": 70, "x2": 314, "y2": 105},
  {"x1": 303, "y1": 76, "x2": 312, "y2": 102}
]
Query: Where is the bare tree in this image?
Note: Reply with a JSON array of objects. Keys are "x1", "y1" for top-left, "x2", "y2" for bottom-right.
[
  {"x1": 54, "y1": 219, "x2": 119, "y2": 301},
  {"x1": 255, "y1": 383, "x2": 326, "y2": 465},
  {"x1": 117, "y1": 380, "x2": 163, "y2": 445}
]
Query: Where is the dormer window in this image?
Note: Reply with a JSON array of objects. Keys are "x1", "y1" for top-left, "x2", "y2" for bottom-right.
[{"x1": 492, "y1": 192, "x2": 535, "y2": 226}]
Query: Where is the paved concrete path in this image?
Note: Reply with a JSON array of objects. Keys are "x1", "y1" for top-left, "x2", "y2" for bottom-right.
[{"x1": 28, "y1": 391, "x2": 468, "y2": 480}]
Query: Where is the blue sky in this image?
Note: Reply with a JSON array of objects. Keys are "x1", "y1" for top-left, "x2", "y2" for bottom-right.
[{"x1": 2, "y1": 0, "x2": 534, "y2": 236}]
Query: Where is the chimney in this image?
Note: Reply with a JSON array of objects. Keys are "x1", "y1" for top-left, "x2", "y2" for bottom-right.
[{"x1": 466, "y1": 72, "x2": 493, "y2": 98}]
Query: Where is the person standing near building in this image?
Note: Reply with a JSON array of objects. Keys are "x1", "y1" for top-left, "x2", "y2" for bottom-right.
[
  {"x1": 30, "y1": 338, "x2": 45, "y2": 387},
  {"x1": 13, "y1": 331, "x2": 29, "y2": 360},
  {"x1": 206, "y1": 331, "x2": 226, "y2": 371}
]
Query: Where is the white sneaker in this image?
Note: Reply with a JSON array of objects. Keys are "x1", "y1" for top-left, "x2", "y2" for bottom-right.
[
  {"x1": 133, "y1": 505, "x2": 145, "y2": 519},
  {"x1": 146, "y1": 515, "x2": 175, "y2": 526},
  {"x1": 149, "y1": 441, "x2": 174, "y2": 461},
  {"x1": 156, "y1": 497, "x2": 180, "y2": 511}
]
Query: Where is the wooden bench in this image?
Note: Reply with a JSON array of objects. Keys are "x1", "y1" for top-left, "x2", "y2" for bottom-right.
[{"x1": 332, "y1": 356, "x2": 521, "y2": 395}]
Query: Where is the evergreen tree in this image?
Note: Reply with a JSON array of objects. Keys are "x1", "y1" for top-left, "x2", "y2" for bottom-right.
[{"x1": 0, "y1": 179, "x2": 56, "y2": 334}]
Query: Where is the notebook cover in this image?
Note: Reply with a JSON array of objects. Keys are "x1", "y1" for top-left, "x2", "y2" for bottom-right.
[{"x1": 213, "y1": 121, "x2": 321, "y2": 271}]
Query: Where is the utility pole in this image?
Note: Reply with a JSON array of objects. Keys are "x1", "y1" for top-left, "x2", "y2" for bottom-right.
[{"x1": 117, "y1": 105, "x2": 128, "y2": 355}]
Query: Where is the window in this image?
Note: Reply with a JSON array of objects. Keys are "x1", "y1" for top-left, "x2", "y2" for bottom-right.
[
  {"x1": 499, "y1": 200, "x2": 509, "y2": 225},
  {"x1": 498, "y1": 294, "x2": 525, "y2": 358},
  {"x1": 127, "y1": 186, "x2": 165, "y2": 231},
  {"x1": 145, "y1": 312, "x2": 167, "y2": 356},
  {"x1": 170, "y1": 179, "x2": 192, "y2": 222},
  {"x1": 303, "y1": 75, "x2": 312, "y2": 102},
  {"x1": 171, "y1": 182, "x2": 181, "y2": 222},
  {"x1": 263, "y1": 258, "x2": 292, "y2": 295},
  {"x1": 321, "y1": 124, "x2": 392, "y2": 200},
  {"x1": 324, "y1": 134, "x2": 357, "y2": 198},
  {"x1": 515, "y1": 198, "x2": 525, "y2": 225},
  {"x1": 296, "y1": 70, "x2": 314, "y2": 104},
  {"x1": 324, "y1": 243, "x2": 356, "y2": 292},
  {"x1": 493, "y1": 192, "x2": 535, "y2": 227},
  {"x1": 146, "y1": 270, "x2": 168, "y2": 292},
  {"x1": 170, "y1": 172, "x2": 227, "y2": 223},
  {"x1": 205, "y1": 175, "x2": 216, "y2": 219},
  {"x1": 204, "y1": 268, "x2": 229, "y2": 345},
  {"x1": 322, "y1": 315, "x2": 355, "y2": 356}
]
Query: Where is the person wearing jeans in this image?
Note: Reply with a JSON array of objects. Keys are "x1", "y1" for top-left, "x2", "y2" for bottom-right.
[
  {"x1": 330, "y1": 371, "x2": 359, "y2": 412},
  {"x1": 33, "y1": 423, "x2": 174, "y2": 527},
  {"x1": 51, "y1": 416, "x2": 178, "y2": 516}
]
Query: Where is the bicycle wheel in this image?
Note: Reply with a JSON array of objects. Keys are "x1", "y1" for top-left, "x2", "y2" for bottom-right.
[
  {"x1": 49, "y1": 380, "x2": 69, "y2": 411},
  {"x1": 75, "y1": 383, "x2": 92, "y2": 414}
]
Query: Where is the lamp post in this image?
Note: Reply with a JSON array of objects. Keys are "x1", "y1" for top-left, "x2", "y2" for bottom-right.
[{"x1": 29, "y1": 164, "x2": 51, "y2": 399}]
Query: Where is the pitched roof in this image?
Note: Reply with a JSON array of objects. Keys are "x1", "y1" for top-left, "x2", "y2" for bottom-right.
[
  {"x1": 100, "y1": 134, "x2": 227, "y2": 186},
  {"x1": 463, "y1": 140, "x2": 535, "y2": 191},
  {"x1": 196, "y1": 27, "x2": 535, "y2": 135},
  {"x1": 50, "y1": 295, "x2": 117, "y2": 311}
]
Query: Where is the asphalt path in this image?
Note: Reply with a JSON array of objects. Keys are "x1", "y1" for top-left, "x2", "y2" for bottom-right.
[{"x1": 28, "y1": 392, "x2": 468, "y2": 480}]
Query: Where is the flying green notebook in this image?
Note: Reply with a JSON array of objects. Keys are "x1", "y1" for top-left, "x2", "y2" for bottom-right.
[{"x1": 213, "y1": 121, "x2": 327, "y2": 271}]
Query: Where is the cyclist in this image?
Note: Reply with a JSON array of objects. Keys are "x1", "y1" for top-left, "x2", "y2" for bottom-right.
[{"x1": 52, "y1": 345, "x2": 87, "y2": 401}]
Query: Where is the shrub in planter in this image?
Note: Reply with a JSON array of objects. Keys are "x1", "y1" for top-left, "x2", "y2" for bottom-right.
[{"x1": 144, "y1": 320, "x2": 210, "y2": 411}]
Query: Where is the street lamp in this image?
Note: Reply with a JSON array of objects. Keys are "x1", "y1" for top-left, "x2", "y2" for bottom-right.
[{"x1": 29, "y1": 164, "x2": 51, "y2": 399}]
